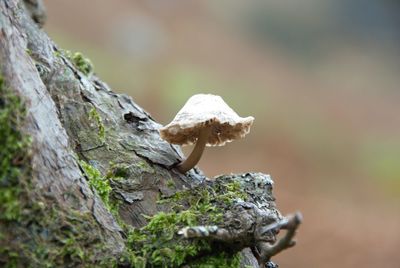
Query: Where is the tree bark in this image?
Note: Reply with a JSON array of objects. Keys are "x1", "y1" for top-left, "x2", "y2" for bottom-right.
[{"x1": 0, "y1": 1, "x2": 301, "y2": 267}]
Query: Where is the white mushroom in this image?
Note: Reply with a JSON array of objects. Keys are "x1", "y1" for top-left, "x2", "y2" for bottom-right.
[{"x1": 159, "y1": 94, "x2": 254, "y2": 173}]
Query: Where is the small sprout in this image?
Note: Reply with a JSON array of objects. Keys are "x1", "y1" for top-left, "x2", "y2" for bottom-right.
[{"x1": 159, "y1": 94, "x2": 254, "y2": 173}]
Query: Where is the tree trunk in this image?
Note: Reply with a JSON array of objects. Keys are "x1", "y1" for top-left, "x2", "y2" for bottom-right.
[{"x1": 0, "y1": 1, "x2": 301, "y2": 267}]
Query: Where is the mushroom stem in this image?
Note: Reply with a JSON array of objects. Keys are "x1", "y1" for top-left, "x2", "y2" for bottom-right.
[{"x1": 177, "y1": 126, "x2": 212, "y2": 173}]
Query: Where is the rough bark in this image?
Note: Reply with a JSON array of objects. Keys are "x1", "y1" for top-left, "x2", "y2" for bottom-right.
[{"x1": 0, "y1": 1, "x2": 301, "y2": 267}]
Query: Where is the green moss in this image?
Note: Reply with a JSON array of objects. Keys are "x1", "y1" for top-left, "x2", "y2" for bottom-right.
[
  {"x1": 53, "y1": 49, "x2": 64, "y2": 60},
  {"x1": 134, "y1": 159, "x2": 154, "y2": 173},
  {"x1": 79, "y1": 160, "x2": 113, "y2": 210},
  {"x1": 25, "y1": 48, "x2": 32, "y2": 56},
  {"x1": 61, "y1": 49, "x2": 94, "y2": 76},
  {"x1": 89, "y1": 107, "x2": 105, "y2": 143},
  {"x1": 214, "y1": 181, "x2": 247, "y2": 205},
  {"x1": 18, "y1": 205, "x2": 117, "y2": 268},
  {"x1": 0, "y1": 77, "x2": 116, "y2": 267},
  {"x1": 191, "y1": 252, "x2": 242, "y2": 268},
  {"x1": 126, "y1": 179, "x2": 248, "y2": 267},
  {"x1": 0, "y1": 77, "x2": 31, "y2": 221},
  {"x1": 166, "y1": 178, "x2": 176, "y2": 188},
  {"x1": 53, "y1": 49, "x2": 94, "y2": 76}
]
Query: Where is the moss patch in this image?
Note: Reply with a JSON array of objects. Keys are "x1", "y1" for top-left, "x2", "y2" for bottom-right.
[
  {"x1": 1, "y1": 204, "x2": 117, "y2": 268},
  {"x1": 66, "y1": 50, "x2": 94, "y2": 76},
  {"x1": 0, "y1": 77, "x2": 115, "y2": 267},
  {"x1": 55, "y1": 49, "x2": 94, "y2": 76},
  {"x1": 190, "y1": 252, "x2": 242, "y2": 268},
  {"x1": 80, "y1": 160, "x2": 112, "y2": 208},
  {"x1": 0, "y1": 76, "x2": 31, "y2": 221},
  {"x1": 125, "y1": 179, "x2": 248, "y2": 267},
  {"x1": 79, "y1": 160, "x2": 124, "y2": 217}
]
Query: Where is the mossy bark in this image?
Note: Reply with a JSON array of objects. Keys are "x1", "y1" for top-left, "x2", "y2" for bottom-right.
[{"x1": 0, "y1": 1, "x2": 300, "y2": 267}]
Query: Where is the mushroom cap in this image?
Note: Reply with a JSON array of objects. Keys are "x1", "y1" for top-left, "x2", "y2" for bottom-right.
[{"x1": 159, "y1": 94, "x2": 254, "y2": 146}]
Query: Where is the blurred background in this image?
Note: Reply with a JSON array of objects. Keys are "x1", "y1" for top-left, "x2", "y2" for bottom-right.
[{"x1": 44, "y1": 0, "x2": 400, "y2": 267}]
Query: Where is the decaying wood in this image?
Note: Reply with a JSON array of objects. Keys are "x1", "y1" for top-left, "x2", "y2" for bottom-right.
[{"x1": 0, "y1": 0, "x2": 301, "y2": 267}]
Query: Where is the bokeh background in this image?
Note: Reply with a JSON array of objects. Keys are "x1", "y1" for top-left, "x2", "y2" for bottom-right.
[{"x1": 44, "y1": 1, "x2": 400, "y2": 267}]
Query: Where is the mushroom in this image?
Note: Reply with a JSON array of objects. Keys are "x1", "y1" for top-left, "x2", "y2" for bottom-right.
[{"x1": 159, "y1": 94, "x2": 254, "y2": 173}]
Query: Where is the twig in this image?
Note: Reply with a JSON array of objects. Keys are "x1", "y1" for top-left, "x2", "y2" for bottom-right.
[
  {"x1": 177, "y1": 225, "x2": 231, "y2": 241},
  {"x1": 257, "y1": 212, "x2": 302, "y2": 267}
]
